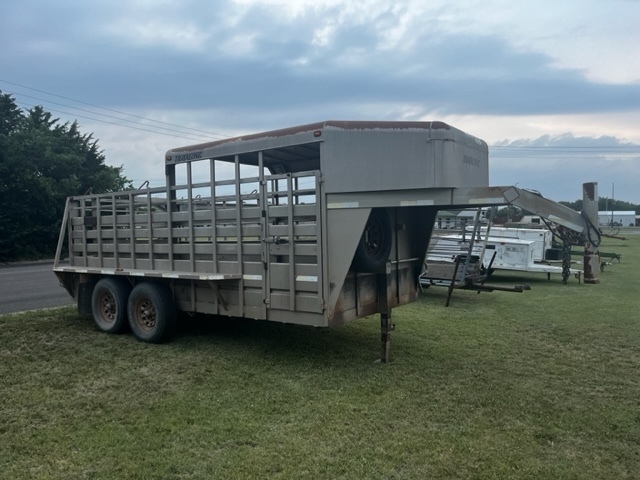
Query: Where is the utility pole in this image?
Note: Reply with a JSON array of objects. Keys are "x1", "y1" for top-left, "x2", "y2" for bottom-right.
[{"x1": 611, "y1": 183, "x2": 615, "y2": 226}]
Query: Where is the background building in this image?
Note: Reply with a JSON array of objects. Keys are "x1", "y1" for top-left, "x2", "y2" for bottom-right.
[{"x1": 597, "y1": 211, "x2": 636, "y2": 227}]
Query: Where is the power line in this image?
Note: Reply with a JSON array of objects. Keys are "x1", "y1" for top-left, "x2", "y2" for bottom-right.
[
  {"x1": 0, "y1": 78, "x2": 229, "y2": 139},
  {"x1": 7, "y1": 90, "x2": 216, "y2": 141},
  {"x1": 14, "y1": 100, "x2": 210, "y2": 142},
  {"x1": 491, "y1": 145, "x2": 640, "y2": 150}
]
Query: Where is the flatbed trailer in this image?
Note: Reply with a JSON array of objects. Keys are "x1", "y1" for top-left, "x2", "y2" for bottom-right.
[{"x1": 53, "y1": 120, "x2": 588, "y2": 360}]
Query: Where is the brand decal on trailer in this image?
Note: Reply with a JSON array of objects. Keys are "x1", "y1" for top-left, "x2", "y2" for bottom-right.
[
  {"x1": 463, "y1": 154, "x2": 480, "y2": 167},
  {"x1": 173, "y1": 151, "x2": 203, "y2": 162}
]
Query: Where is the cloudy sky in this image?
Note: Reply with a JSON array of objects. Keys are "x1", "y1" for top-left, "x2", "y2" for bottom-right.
[{"x1": 2, "y1": 0, "x2": 639, "y2": 203}]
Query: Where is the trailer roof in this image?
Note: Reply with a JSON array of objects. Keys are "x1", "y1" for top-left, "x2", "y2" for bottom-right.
[
  {"x1": 165, "y1": 120, "x2": 486, "y2": 173},
  {"x1": 168, "y1": 120, "x2": 451, "y2": 153}
]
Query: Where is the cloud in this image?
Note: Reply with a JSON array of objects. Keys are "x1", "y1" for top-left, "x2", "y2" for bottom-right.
[
  {"x1": 3, "y1": 0, "x2": 638, "y2": 119},
  {"x1": 2, "y1": 0, "x2": 639, "y2": 204},
  {"x1": 489, "y1": 134, "x2": 640, "y2": 203}
]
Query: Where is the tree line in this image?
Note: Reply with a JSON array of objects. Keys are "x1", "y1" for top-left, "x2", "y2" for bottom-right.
[
  {"x1": 0, "y1": 91, "x2": 131, "y2": 262},
  {"x1": 558, "y1": 198, "x2": 639, "y2": 214}
]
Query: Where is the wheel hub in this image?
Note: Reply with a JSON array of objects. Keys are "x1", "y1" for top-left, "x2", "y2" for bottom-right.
[
  {"x1": 137, "y1": 299, "x2": 156, "y2": 329},
  {"x1": 100, "y1": 294, "x2": 116, "y2": 322}
]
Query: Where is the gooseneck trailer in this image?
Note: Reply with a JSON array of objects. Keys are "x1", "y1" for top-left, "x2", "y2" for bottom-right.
[{"x1": 53, "y1": 121, "x2": 594, "y2": 360}]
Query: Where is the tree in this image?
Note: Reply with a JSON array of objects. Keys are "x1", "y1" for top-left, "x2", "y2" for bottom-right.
[
  {"x1": 598, "y1": 198, "x2": 638, "y2": 213},
  {"x1": 494, "y1": 205, "x2": 523, "y2": 224},
  {"x1": 0, "y1": 92, "x2": 132, "y2": 261},
  {"x1": 559, "y1": 200, "x2": 583, "y2": 212},
  {"x1": 560, "y1": 198, "x2": 639, "y2": 215}
]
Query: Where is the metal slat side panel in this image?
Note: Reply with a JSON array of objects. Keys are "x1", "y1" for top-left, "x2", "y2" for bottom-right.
[
  {"x1": 262, "y1": 170, "x2": 323, "y2": 315},
  {"x1": 63, "y1": 159, "x2": 325, "y2": 319}
]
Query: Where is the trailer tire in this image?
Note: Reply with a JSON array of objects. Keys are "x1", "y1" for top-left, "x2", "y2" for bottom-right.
[
  {"x1": 351, "y1": 209, "x2": 392, "y2": 273},
  {"x1": 127, "y1": 283, "x2": 176, "y2": 343},
  {"x1": 91, "y1": 278, "x2": 131, "y2": 334}
]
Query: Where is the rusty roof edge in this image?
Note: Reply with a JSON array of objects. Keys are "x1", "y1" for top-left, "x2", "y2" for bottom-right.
[
  {"x1": 166, "y1": 120, "x2": 455, "y2": 155},
  {"x1": 324, "y1": 120, "x2": 451, "y2": 131},
  {"x1": 167, "y1": 121, "x2": 326, "y2": 154}
]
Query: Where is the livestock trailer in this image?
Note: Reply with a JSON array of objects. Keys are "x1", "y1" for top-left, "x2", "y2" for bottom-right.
[{"x1": 53, "y1": 121, "x2": 583, "y2": 359}]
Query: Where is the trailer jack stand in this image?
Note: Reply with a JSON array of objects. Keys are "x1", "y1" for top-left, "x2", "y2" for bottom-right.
[
  {"x1": 377, "y1": 271, "x2": 395, "y2": 363},
  {"x1": 380, "y1": 313, "x2": 395, "y2": 363}
]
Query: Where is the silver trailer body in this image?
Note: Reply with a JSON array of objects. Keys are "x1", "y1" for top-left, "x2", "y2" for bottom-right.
[{"x1": 54, "y1": 121, "x2": 490, "y2": 331}]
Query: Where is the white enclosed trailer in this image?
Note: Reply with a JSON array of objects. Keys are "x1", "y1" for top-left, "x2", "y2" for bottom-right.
[
  {"x1": 53, "y1": 121, "x2": 588, "y2": 360},
  {"x1": 477, "y1": 226, "x2": 553, "y2": 262},
  {"x1": 427, "y1": 234, "x2": 580, "y2": 279}
]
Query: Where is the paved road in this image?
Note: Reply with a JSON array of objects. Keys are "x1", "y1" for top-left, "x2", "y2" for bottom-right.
[{"x1": 0, "y1": 262, "x2": 74, "y2": 315}]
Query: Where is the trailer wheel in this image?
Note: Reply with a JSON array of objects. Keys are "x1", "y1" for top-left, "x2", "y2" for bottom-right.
[
  {"x1": 351, "y1": 209, "x2": 393, "y2": 273},
  {"x1": 91, "y1": 278, "x2": 131, "y2": 334},
  {"x1": 127, "y1": 283, "x2": 176, "y2": 343}
]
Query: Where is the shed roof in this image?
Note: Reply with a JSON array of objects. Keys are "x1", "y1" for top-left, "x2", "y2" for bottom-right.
[{"x1": 598, "y1": 211, "x2": 635, "y2": 215}]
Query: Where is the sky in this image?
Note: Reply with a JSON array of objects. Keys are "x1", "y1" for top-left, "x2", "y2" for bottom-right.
[{"x1": 1, "y1": 0, "x2": 639, "y2": 204}]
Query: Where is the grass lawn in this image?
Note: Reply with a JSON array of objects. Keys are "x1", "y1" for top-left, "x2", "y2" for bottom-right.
[{"x1": 2, "y1": 233, "x2": 639, "y2": 479}]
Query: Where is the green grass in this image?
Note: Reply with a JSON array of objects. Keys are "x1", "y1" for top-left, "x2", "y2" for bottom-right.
[{"x1": 2, "y1": 234, "x2": 640, "y2": 479}]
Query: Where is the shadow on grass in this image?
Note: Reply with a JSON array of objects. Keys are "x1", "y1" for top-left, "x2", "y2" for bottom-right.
[
  {"x1": 51, "y1": 302, "x2": 479, "y2": 374},
  {"x1": 172, "y1": 312, "x2": 383, "y2": 365}
]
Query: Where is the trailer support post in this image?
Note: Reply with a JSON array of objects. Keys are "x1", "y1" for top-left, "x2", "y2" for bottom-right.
[{"x1": 377, "y1": 268, "x2": 395, "y2": 363}]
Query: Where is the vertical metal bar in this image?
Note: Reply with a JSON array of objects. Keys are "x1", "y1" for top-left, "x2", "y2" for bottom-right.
[
  {"x1": 235, "y1": 155, "x2": 244, "y2": 316},
  {"x1": 129, "y1": 192, "x2": 136, "y2": 270},
  {"x1": 187, "y1": 162, "x2": 195, "y2": 273},
  {"x1": 111, "y1": 194, "x2": 119, "y2": 268},
  {"x1": 394, "y1": 207, "x2": 400, "y2": 303},
  {"x1": 146, "y1": 188, "x2": 154, "y2": 270},
  {"x1": 258, "y1": 151, "x2": 269, "y2": 317},
  {"x1": 67, "y1": 200, "x2": 76, "y2": 266},
  {"x1": 54, "y1": 198, "x2": 71, "y2": 268},
  {"x1": 166, "y1": 164, "x2": 176, "y2": 270},
  {"x1": 210, "y1": 158, "x2": 218, "y2": 273},
  {"x1": 96, "y1": 197, "x2": 103, "y2": 268},
  {"x1": 287, "y1": 174, "x2": 295, "y2": 311},
  {"x1": 314, "y1": 172, "x2": 324, "y2": 313},
  {"x1": 80, "y1": 198, "x2": 89, "y2": 267}
]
